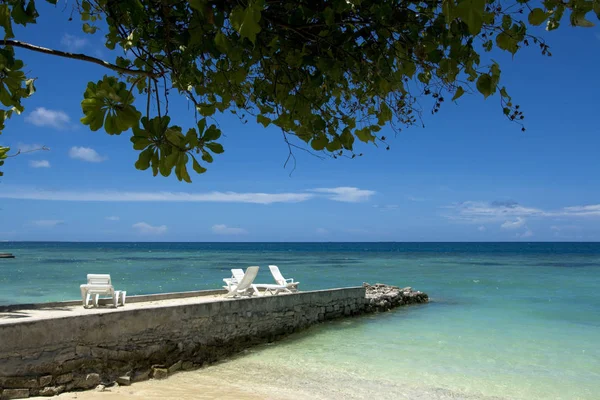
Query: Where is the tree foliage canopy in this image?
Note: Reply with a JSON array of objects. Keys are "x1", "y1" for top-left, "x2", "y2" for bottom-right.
[{"x1": 0, "y1": 0, "x2": 598, "y2": 179}]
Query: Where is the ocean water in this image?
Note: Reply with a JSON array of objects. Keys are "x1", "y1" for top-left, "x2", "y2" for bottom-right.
[{"x1": 2, "y1": 242, "x2": 600, "y2": 399}]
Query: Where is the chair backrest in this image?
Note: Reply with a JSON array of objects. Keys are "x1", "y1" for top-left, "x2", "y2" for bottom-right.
[
  {"x1": 269, "y1": 265, "x2": 285, "y2": 285},
  {"x1": 231, "y1": 269, "x2": 245, "y2": 281},
  {"x1": 87, "y1": 274, "x2": 112, "y2": 286},
  {"x1": 235, "y1": 266, "x2": 259, "y2": 291}
]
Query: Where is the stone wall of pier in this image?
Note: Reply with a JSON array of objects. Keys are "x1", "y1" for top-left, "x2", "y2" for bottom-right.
[{"x1": 0, "y1": 285, "x2": 427, "y2": 399}]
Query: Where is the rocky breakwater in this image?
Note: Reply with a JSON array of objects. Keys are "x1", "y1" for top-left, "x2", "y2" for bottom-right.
[{"x1": 364, "y1": 283, "x2": 429, "y2": 312}]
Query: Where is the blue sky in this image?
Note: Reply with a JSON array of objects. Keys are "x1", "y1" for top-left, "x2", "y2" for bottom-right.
[{"x1": 1, "y1": 3, "x2": 600, "y2": 242}]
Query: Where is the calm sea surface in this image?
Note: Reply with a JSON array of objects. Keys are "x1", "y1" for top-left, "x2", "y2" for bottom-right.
[{"x1": 1, "y1": 242, "x2": 599, "y2": 399}]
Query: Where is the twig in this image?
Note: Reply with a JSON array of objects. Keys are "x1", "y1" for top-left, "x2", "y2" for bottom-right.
[{"x1": 2, "y1": 39, "x2": 157, "y2": 77}]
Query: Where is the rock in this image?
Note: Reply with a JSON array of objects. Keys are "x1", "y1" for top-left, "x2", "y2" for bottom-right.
[
  {"x1": 363, "y1": 283, "x2": 428, "y2": 312},
  {"x1": 38, "y1": 376, "x2": 52, "y2": 387},
  {"x1": 37, "y1": 386, "x2": 64, "y2": 397},
  {"x1": 95, "y1": 384, "x2": 106, "y2": 392},
  {"x1": 55, "y1": 373, "x2": 73, "y2": 385},
  {"x1": 181, "y1": 361, "x2": 194, "y2": 371},
  {"x1": 152, "y1": 367, "x2": 168, "y2": 380},
  {"x1": 0, "y1": 377, "x2": 38, "y2": 389},
  {"x1": 72, "y1": 373, "x2": 100, "y2": 389},
  {"x1": 116, "y1": 376, "x2": 131, "y2": 386},
  {"x1": 131, "y1": 369, "x2": 150, "y2": 383},
  {"x1": 1, "y1": 388, "x2": 30, "y2": 399},
  {"x1": 168, "y1": 360, "x2": 182, "y2": 374}
]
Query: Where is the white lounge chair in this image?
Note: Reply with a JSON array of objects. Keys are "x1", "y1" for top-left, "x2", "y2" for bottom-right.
[
  {"x1": 80, "y1": 274, "x2": 126, "y2": 308},
  {"x1": 251, "y1": 282, "x2": 293, "y2": 295},
  {"x1": 225, "y1": 266, "x2": 260, "y2": 297},
  {"x1": 223, "y1": 268, "x2": 245, "y2": 290},
  {"x1": 269, "y1": 265, "x2": 299, "y2": 292}
]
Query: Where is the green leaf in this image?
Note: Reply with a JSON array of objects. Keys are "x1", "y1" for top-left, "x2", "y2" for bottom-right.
[
  {"x1": 454, "y1": 0, "x2": 486, "y2": 35},
  {"x1": 214, "y1": 32, "x2": 230, "y2": 53},
  {"x1": 528, "y1": 8, "x2": 548, "y2": 26},
  {"x1": 340, "y1": 128, "x2": 354, "y2": 150},
  {"x1": 310, "y1": 135, "x2": 327, "y2": 151},
  {"x1": 257, "y1": 115, "x2": 271, "y2": 127},
  {"x1": 452, "y1": 86, "x2": 465, "y2": 101},
  {"x1": 82, "y1": 23, "x2": 98, "y2": 34},
  {"x1": 230, "y1": 3, "x2": 263, "y2": 44},
  {"x1": 104, "y1": 113, "x2": 118, "y2": 134},
  {"x1": 476, "y1": 74, "x2": 494, "y2": 98},
  {"x1": 206, "y1": 142, "x2": 224, "y2": 154},
  {"x1": 571, "y1": 11, "x2": 595, "y2": 27},
  {"x1": 198, "y1": 103, "x2": 215, "y2": 117},
  {"x1": 202, "y1": 150, "x2": 213, "y2": 163},
  {"x1": 131, "y1": 136, "x2": 151, "y2": 150},
  {"x1": 203, "y1": 124, "x2": 221, "y2": 141},
  {"x1": 355, "y1": 128, "x2": 375, "y2": 143},
  {"x1": 442, "y1": 0, "x2": 454, "y2": 24},
  {"x1": 378, "y1": 103, "x2": 392, "y2": 125},
  {"x1": 192, "y1": 156, "x2": 207, "y2": 174},
  {"x1": 189, "y1": 0, "x2": 207, "y2": 12},
  {"x1": 323, "y1": 7, "x2": 335, "y2": 26},
  {"x1": 186, "y1": 128, "x2": 199, "y2": 148},
  {"x1": 135, "y1": 148, "x2": 153, "y2": 170},
  {"x1": 0, "y1": 4, "x2": 14, "y2": 38},
  {"x1": 496, "y1": 32, "x2": 519, "y2": 54},
  {"x1": 197, "y1": 118, "x2": 207, "y2": 135}
]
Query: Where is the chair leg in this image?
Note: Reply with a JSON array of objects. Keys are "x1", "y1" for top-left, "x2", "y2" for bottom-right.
[
  {"x1": 121, "y1": 291, "x2": 127, "y2": 306},
  {"x1": 85, "y1": 293, "x2": 91, "y2": 308},
  {"x1": 94, "y1": 294, "x2": 99, "y2": 307}
]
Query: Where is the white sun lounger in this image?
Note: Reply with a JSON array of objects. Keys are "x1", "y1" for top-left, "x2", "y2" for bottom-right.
[
  {"x1": 223, "y1": 268, "x2": 245, "y2": 290},
  {"x1": 269, "y1": 265, "x2": 299, "y2": 292},
  {"x1": 80, "y1": 274, "x2": 126, "y2": 308},
  {"x1": 225, "y1": 266, "x2": 260, "y2": 297}
]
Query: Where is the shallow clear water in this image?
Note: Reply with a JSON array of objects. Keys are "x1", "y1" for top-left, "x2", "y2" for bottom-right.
[{"x1": 2, "y1": 242, "x2": 600, "y2": 399}]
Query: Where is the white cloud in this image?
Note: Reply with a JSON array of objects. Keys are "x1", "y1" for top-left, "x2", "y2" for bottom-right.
[
  {"x1": 0, "y1": 189, "x2": 312, "y2": 204},
  {"x1": 518, "y1": 230, "x2": 534, "y2": 238},
  {"x1": 212, "y1": 224, "x2": 247, "y2": 235},
  {"x1": 445, "y1": 200, "x2": 600, "y2": 223},
  {"x1": 477, "y1": 226, "x2": 486, "y2": 232},
  {"x1": 0, "y1": 186, "x2": 376, "y2": 205},
  {"x1": 29, "y1": 160, "x2": 50, "y2": 168},
  {"x1": 501, "y1": 217, "x2": 526, "y2": 230},
  {"x1": 550, "y1": 225, "x2": 580, "y2": 232},
  {"x1": 316, "y1": 228, "x2": 329, "y2": 235},
  {"x1": 25, "y1": 107, "x2": 71, "y2": 129},
  {"x1": 31, "y1": 220, "x2": 63, "y2": 228},
  {"x1": 132, "y1": 222, "x2": 167, "y2": 235},
  {"x1": 69, "y1": 147, "x2": 106, "y2": 163},
  {"x1": 373, "y1": 204, "x2": 399, "y2": 211},
  {"x1": 311, "y1": 187, "x2": 375, "y2": 202},
  {"x1": 105, "y1": 216, "x2": 120, "y2": 221},
  {"x1": 61, "y1": 34, "x2": 88, "y2": 52},
  {"x1": 560, "y1": 205, "x2": 600, "y2": 217}
]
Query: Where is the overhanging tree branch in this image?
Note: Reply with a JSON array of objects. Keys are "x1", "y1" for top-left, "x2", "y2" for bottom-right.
[{"x1": 2, "y1": 39, "x2": 157, "y2": 78}]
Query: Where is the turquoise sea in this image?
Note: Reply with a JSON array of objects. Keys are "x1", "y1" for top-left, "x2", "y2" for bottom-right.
[{"x1": 1, "y1": 242, "x2": 599, "y2": 400}]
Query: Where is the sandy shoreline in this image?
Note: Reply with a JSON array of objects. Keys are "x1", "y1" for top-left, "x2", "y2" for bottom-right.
[{"x1": 30, "y1": 362, "x2": 306, "y2": 400}]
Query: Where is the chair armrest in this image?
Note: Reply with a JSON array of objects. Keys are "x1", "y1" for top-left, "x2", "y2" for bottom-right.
[{"x1": 285, "y1": 278, "x2": 294, "y2": 283}]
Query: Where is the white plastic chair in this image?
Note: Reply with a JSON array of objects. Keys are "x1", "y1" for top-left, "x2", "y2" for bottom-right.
[
  {"x1": 225, "y1": 267, "x2": 261, "y2": 297},
  {"x1": 268, "y1": 265, "x2": 299, "y2": 292},
  {"x1": 80, "y1": 274, "x2": 126, "y2": 308},
  {"x1": 222, "y1": 268, "x2": 245, "y2": 290}
]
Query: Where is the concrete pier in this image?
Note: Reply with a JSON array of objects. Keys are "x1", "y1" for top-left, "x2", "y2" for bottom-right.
[{"x1": 0, "y1": 285, "x2": 428, "y2": 398}]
